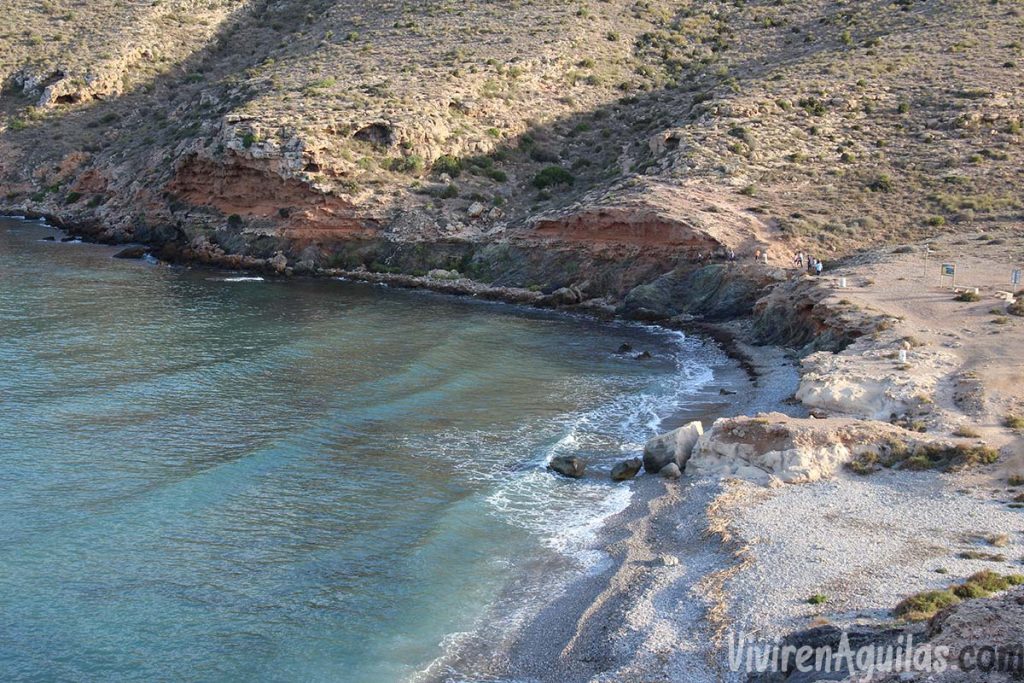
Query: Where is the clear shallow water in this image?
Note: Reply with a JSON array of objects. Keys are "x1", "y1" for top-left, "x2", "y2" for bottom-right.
[{"x1": 0, "y1": 218, "x2": 727, "y2": 682}]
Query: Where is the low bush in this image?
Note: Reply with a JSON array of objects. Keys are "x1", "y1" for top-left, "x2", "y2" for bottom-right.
[
  {"x1": 846, "y1": 440, "x2": 998, "y2": 474},
  {"x1": 532, "y1": 166, "x2": 574, "y2": 189},
  {"x1": 895, "y1": 571, "x2": 1024, "y2": 620},
  {"x1": 432, "y1": 154, "x2": 463, "y2": 177}
]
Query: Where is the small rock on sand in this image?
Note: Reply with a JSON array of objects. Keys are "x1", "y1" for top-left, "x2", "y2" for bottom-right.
[
  {"x1": 610, "y1": 457, "x2": 642, "y2": 482},
  {"x1": 659, "y1": 463, "x2": 681, "y2": 479}
]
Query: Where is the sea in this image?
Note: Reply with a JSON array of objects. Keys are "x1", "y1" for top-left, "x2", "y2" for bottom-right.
[{"x1": 0, "y1": 217, "x2": 735, "y2": 682}]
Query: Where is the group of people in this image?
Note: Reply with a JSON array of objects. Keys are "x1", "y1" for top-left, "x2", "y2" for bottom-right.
[{"x1": 793, "y1": 251, "x2": 824, "y2": 275}]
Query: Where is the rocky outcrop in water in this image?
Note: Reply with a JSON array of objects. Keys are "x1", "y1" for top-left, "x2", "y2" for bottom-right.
[{"x1": 548, "y1": 455, "x2": 586, "y2": 479}]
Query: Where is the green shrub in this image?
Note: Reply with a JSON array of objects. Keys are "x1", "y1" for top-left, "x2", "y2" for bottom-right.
[
  {"x1": 895, "y1": 589, "x2": 959, "y2": 620},
  {"x1": 955, "y1": 290, "x2": 981, "y2": 302},
  {"x1": 868, "y1": 174, "x2": 894, "y2": 193},
  {"x1": 952, "y1": 582, "x2": 990, "y2": 599},
  {"x1": 65, "y1": 192, "x2": 82, "y2": 204},
  {"x1": 1006, "y1": 415, "x2": 1024, "y2": 430},
  {"x1": 384, "y1": 155, "x2": 424, "y2": 173},
  {"x1": 438, "y1": 182, "x2": 459, "y2": 199},
  {"x1": 432, "y1": 154, "x2": 463, "y2": 177},
  {"x1": 532, "y1": 166, "x2": 574, "y2": 189},
  {"x1": 807, "y1": 594, "x2": 828, "y2": 605},
  {"x1": 797, "y1": 97, "x2": 827, "y2": 116}
]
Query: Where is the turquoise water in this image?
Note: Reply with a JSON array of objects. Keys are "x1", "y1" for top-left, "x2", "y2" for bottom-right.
[{"x1": 0, "y1": 218, "x2": 725, "y2": 681}]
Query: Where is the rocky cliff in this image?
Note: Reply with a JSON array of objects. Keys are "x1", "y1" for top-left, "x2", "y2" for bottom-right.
[{"x1": 3, "y1": 0, "x2": 1022, "y2": 316}]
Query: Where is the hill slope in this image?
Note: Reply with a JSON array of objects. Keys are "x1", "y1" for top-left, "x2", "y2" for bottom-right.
[{"x1": 2, "y1": 0, "x2": 1022, "y2": 297}]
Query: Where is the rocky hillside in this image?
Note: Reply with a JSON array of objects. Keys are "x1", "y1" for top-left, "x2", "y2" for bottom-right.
[{"x1": 2, "y1": 0, "x2": 1022, "y2": 297}]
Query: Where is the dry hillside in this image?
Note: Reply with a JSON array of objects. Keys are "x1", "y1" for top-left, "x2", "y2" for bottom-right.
[{"x1": 1, "y1": 0, "x2": 1022, "y2": 293}]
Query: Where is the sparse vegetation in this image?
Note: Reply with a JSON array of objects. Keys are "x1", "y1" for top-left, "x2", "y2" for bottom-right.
[
  {"x1": 432, "y1": 155, "x2": 463, "y2": 178},
  {"x1": 532, "y1": 166, "x2": 574, "y2": 189},
  {"x1": 847, "y1": 439, "x2": 998, "y2": 475},
  {"x1": 2, "y1": 0, "x2": 1024, "y2": 276},
  {"x1": 895, "y1": 571, "x2": 1024, "y2": 621}
]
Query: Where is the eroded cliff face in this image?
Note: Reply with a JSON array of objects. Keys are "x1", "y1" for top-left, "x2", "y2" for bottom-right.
[{"x1": 6, "y1": 0, "x2": 1021, "y2": 334}]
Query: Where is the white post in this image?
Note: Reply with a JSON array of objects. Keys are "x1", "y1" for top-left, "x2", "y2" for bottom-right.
[
  {"x1": 839, "y1": 277, "x2": 847, "y2": 288},
  {"x1": 898, "y1": 349, "x2": 908, "y2": 363}
]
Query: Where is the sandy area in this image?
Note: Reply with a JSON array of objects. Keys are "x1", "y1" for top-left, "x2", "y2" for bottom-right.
[
  {"x1": 816, "y1": 231, "x2": 1024, "y2": 458},
  {"x1": 444, "y1": 231, "x2": 1024, "y2": 683}
]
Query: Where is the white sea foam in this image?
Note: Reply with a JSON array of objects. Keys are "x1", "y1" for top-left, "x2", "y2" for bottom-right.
[
  {"x1": 436, "y1": 325, "x2": 718, "y2": 570},
  {"x1": 219, "y1": 276, "x2": 265, "y2": 282}
]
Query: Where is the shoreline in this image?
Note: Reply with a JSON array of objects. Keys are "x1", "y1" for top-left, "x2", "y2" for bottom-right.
[
  {"x1": 9, "y1": 215, "x2": 1023, "y2": 681},
  {"x1": 3, "y1": 213, "x2": 779, "y2": 386},
  {"x1": 424, "y1": 348, "x2": 803, "y2": 682},
  {"x1": 7, "y1": 214, "x2": 784, "y2": 681}
]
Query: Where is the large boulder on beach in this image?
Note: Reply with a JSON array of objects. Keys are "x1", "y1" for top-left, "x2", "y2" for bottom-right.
[
  {"x1": 687, "y1": 413, "x2": 910, "y2": 485},
  {"x1": 610, "y1": 458, "x2": 642, "y2": 481},
  {"x1": 548, "y1": 455, "x2": 585, "y2": 479},
  {"x1": 643, "y1": 421, "x2": 704, "y2": 473}
]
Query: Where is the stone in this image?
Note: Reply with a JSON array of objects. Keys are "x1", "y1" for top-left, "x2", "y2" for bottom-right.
[
  {"x1": 427, "y1": 269, "x2": 461, "y2": 280},
  {"x1": 467, "y1": 201, "x2": 486, "y2": 218},
  {"x1": 610, "y1": 457, "x2": 642, "y2": 481},
  {"x1": 616, "y1": 343, "x2": 633, "y2": 354},
  {"x1": 267, "y1": 251, "x2": 288, "y2": 274},
  {"x1": 660, "y1": 554, "x2": 680, "y2": 566},
  {"x1": 659, "y1": 462, "x2": 681, "y2": 479},
  {"x1": 548, "y1": 455, "x2": 585, "y2": 479},
  {"x1": 548, "y1": 286, "x2": 584, "y2": 306},
  {"x1": 112, "y1": 246, "x2": 148, "y2": 259},
  {"x1": 635, "y1": 351, "x2": 652, "y2": 360},
  {"x1": 643, "y1": 421, "x2": 704, "y2": 473}
]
